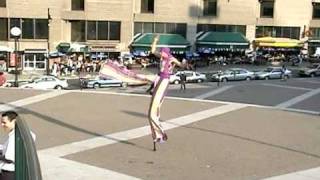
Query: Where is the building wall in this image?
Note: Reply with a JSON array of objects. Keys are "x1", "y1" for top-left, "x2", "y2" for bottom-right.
[{"x1": 0, "y1": 0, "x2": 318, "y2": 53}]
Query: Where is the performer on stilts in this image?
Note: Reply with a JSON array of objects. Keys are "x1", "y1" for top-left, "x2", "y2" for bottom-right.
[{"x1": 148, "y1": 35, "x2": 185, "y2": 151}]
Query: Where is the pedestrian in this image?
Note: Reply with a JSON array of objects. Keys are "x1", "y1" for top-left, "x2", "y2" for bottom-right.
[
  {"x1": 217, "y1": 70, "x2": 222, "y2": 87},
  {"x1": 281, "y1": 64, "x2": 287, "y2": 81},
  {"x1": 180, "y1": 71, "x2": 186, "y2": 91},
  {"x1": 148, "y1": 35, "x2": 185, "y2": 151}
]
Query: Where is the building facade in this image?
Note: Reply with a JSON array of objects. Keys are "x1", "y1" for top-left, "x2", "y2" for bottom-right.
[{"x1": 0, "y1": 0, "x2": 319, "y2": 71}]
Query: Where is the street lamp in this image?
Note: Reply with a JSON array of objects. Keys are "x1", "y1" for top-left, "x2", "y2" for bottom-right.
[{"x1": 10, "y1": 27, "x2": 21, "y2": 87}]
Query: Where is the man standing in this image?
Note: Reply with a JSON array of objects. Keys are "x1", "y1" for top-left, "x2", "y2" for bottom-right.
[
  {"x1": 180, "y1": 71, "x2": 186, "y2": 91},
  {"x1": 0, "y1": 111, "x2": 17, "y2": 180}
]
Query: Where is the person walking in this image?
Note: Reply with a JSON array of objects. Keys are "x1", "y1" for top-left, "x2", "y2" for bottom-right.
[
  {"x1": 281, "y1": 64, "x2": 287, "y2": 81},
  {"x1": 180, "y1": 71, "x2": 186, "y2": 91}
]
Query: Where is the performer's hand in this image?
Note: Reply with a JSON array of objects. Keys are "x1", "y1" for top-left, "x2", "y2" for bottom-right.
[{"x1": 181, "y1": 59, "x2": 188, "y2": 69}]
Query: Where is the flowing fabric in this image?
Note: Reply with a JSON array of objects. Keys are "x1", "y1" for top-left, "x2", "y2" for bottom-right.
[{"x1": 99, "y1": 61, "x2": 153, "y2": 85}]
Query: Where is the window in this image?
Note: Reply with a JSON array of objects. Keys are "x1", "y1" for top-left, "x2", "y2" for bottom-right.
[
  {"x1": 10, "y1": 18, "x2": 21, "y2": 38},
  {"x1": 0, "y1": 18, "x2": 8, "y2": 41},
  {"x1": 166, "y1": 23, "x2": 175, "y2": 34},
  {"x1": 155, "y1": 23, "x2": 165, "y2": 33},
  {"x1": 0, "y1": 0, "x2": 6, "y2": 7},
  {"x1": 255, "y1": 26, "x2": 300, "y2": 39},
  {"x1": 134, "y1": 22, "x2": 187, "y2": 37},
  {"x1": 313, "y1": 3, "x2": 320, "y2": 19},
  {"x1": 203, "y1": 0, "x2": 217, "y2": 16},
  {"x1": 109, "y1": 21, "x2": 120, "y2": 40},
  {"x1": 24, "y1": 53, "x2": 46, "y2": 70},
  {"x1": 98, "y1": 21, "x2": 108, "y2": 40},
  {"x1": 35, "y1": 19, "x2": 48, "y2": 39},
  {"x1": 144, "y1": 22, "x2": 154, "y2": 33},
  {"x1": 87, "y1": 21, "x2": 97, "y2": 40},
  {"x1": 134, "y1": 22, "x2": 143, "y2": 35},
  {"x1": 71, "y1": 20, "x2": 85, "y2": 42},
  {"x1": 260, "y1": 0, "x2": 274, "y2": 18},
  {"x1": 22, "y1": 19, "x2": 34, "y2": 39},
  {"x1": 72, "y1": 0, "x2": 84, "y2": 11},
  {"x1": 176, "y1": 24, "x2": 187, "y2": 37},
  {"x1": 77, "y1": 20, "x2": 120, "y2": 41},
  {"x1": 141, "y1": 0, "x2": 154, "y2": 13},
  {"x1": 197, "y1": 24, "x2": 247, "y2": 36},
  {"x1": 309, "y1": 28, "x2": 320, "y2": 38},
  {"x1": 9, "y1": 18, "x2": 48, "y2": 39}
]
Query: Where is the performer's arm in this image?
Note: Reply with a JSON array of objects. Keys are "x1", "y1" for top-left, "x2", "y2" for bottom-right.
[
  {"x1": 151, "y1": 35, "x2": 161, "y2": 58},
  {"x1": 170, "y1": 57, "x2": 184, "y2": 67}
]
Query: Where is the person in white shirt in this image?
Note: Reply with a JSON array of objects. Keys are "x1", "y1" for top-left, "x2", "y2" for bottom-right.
[{"x1": 0, "y1": 111, "x2": 17, "y2": 180}]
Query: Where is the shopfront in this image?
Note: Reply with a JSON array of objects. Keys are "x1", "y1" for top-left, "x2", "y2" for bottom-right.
[
  {"x1": 89, "y1": 44, "x2": 120, "y2": 60},
  {"x1": 23, "y1": 49, "x2": 47, "y2": 71},
  {"x1": 0, "y1": 46, "x2": 12, "y2": 71}
]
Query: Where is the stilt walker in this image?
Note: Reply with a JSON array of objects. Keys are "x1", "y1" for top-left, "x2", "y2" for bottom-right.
[{"x1": 148, "y1": 35, "x2": 184, "y2": 151}]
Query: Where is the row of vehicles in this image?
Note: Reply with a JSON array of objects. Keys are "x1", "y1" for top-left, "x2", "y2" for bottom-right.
[
  {"x1": 170, "y1": 63, "x2": 320, "y2": 83},
  {"x1": 17, "y1": 63, "x2": 320, "y2": 90}
]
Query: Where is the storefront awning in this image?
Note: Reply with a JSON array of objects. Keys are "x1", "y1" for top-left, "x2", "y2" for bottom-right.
[
  {"x1": 254, "y1": 37, "x2": 303, "y2": 48},
  {"x1": 196, "y1": 32, "x2": 250, "y2": 51},
  {"x1": 130, "y1": 33, "x2": 191, "y2": 53},
  {"x1": 0, "y1": 46, "x2": 13, "y2": 52},
  {"x1": 56, "y1": 42, "x2": 89, "y2": 53}
]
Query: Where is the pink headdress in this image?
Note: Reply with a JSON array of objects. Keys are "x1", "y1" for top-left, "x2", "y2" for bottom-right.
[{"x1": 160, "y1": 47, "x2": 173, "y2": 60}]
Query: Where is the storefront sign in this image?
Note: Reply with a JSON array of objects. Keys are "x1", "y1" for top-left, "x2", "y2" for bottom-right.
[
  {"x1": 9, "y1": 53, "x2": 21, "y2": 67},
  {"x1": 90, "y1": 45, "x2": 118, "y2": 52}
]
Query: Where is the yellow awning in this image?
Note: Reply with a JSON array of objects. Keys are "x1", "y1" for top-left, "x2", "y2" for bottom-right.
[{"x1": 254, "y1": 37, "x2": 303, "y2": 48}]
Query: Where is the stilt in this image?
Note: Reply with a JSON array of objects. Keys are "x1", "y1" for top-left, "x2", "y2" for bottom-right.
[{"x1": 153, "y1": 142, "x2": 156, "y2": 151}]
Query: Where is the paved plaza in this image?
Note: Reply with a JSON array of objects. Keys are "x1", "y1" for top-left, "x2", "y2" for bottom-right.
[{"x1": 0, "y1": 78, "x2": 320, "y2": 180}]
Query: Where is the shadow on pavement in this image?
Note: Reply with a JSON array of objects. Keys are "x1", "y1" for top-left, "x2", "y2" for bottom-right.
[
  {"x1": 1, "y1": 103, "x2": 153, "y2": 151},
  {"x1": 167, "y1": 121, "x2": 320, "y2": 159}
]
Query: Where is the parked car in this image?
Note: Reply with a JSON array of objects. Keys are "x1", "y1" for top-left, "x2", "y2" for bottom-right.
[
  {"x1": 20, "y1": 76, "x2": 68, "y2": 90},
  {"x1": 211, "y1": 68, "x2": 255, "y2": 82},
  {"x1": 298, "y1": 63, "x2": 320, "y2": 77},
  {"x1": 84, "y1": 76, "x2": 128, "y2": 89},
  {"x1": 255, "y1": 67, "x2": 292, "y2": 80},
  {"x1": 169, "y1": 71, "x2": 206, "y2": 84}
]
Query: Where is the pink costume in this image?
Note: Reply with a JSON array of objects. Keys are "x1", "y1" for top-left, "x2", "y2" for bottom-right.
[{"x1": 148, "y1": 47, "x2": 174, "y2": 145}]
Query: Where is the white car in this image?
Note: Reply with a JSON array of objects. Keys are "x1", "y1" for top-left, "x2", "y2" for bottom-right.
[
  {"x1": 20, "y1": 76, "x2": 68, "y2": 90},
  {"x1": 169, "y1": 71, "x2": 207, "y2": 84}
]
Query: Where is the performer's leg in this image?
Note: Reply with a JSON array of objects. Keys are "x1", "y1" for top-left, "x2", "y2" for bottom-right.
[{"x1": 148, "y1": 78, "x2": 169, "y2": 145}]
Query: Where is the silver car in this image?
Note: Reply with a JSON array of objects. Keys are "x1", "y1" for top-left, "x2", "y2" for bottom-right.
[
  {"x1": 211, "y1": 68, "x2": 255, "y2": 82},
  {"x1": 298, "y1": 63, "x2": 320, "y2": 77},
  {"x1": 255, "y1": 67, "x2": 292, "y2": 80}
]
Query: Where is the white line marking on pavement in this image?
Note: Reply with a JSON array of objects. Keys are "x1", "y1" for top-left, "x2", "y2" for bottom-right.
[
  {"x1": 262, "y1": 167, "x2": 320, "y2": 180},
  {"x1": 262, "y1": 83, "x2": 314, "y2": 91},
  {"x1": 275, "y1": 88, "x2": 320, "y2": 108},
  {"x1": 305, "y1": 80, "x2": 320, "y2": 85},
  {"x1": 282, "y1": 108, "x2": 320, "y2": 116},
  {"x1": 39, "y1": 154, "x2": 142, "y2": 180},
  {"x1": 39, "y1": 103, "x2": 246, "y2": 157},
  {"x1": 297, "y1": 79, "x2": 320, "y2": 84},
  {"x1": 194, "y1": 85, "x2": 234, "y2": 99},
  {"x1": 0, "y1": 90, "x2": 70, "y2": 112}
]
